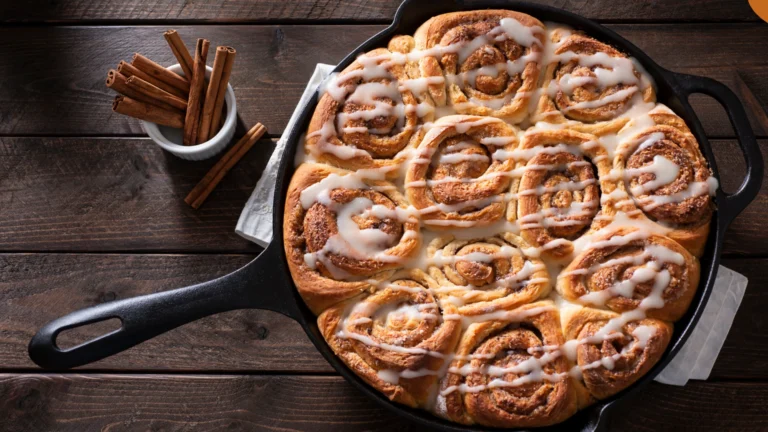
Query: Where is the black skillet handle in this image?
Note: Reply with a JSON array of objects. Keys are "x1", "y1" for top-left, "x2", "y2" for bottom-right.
[
  {"x1": 668, "y1": 72, "x2": 764, "y2": 228},
  {"x1": 28, "y1": 243, "x2": 297, "y2": 369}
]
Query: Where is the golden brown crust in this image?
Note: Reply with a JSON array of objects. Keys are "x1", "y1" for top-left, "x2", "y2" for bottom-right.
[
  {"x1": 284, "y1": 163, "x2": 420, "y2": 314},
  {"x1": 563, "y1": 307, "x2": 673, "y2": 399},
  {"x1": 557, "y1": 227, "x2": 700, "y2": 321},
  {"x1": 533, "y1": 29, "x2": 656, "y2": 135},
  {"x1": 613, "y1": 109, "x2": 714, "y2": 257},
  {"x1": 405, "y1": 115, "x2": 519, "y2": 228},
  {"x1": 511, "y1": 128, "x2": 612, "y2": 259},
  {"x1": 414, "y1": 10, "x2": 545, "y2": 122},
  {"x1": 436, "y1": 301, "x2": 579, "y2": 427},
  {"x1": 305, "y1": 48, "x2": 430, "y2": 174},
  {"x1": 427, "y1": 232, "x2": 550, "y2": 315},
  {"x1": 318, "y1": 269, "x2": 461, "y2": 407},
  {"x1": 285, "y1": 10, "x2": 712, "y2": 428}
]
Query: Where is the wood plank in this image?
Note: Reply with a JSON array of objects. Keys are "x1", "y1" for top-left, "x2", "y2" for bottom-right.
[
  {"x1": 0, "y1": 0, "x2": 758, "y2": 23},
  {"x1": 711, "y1": 139, "x2": 768, "y2": 257},
  {"x1": 1, "y1": 137, "x2": 764, "y2": 254},
  {"x1": 0, "y1": 25, "x2": 766, "y2": 136},
  {"x1": 0, "y1": 374, "x2": 766, "y2": 431},
  {"x1": 0, "y1": 253, "x2": 765, "y2": 378},
  {"x1": 0, "y1": 136, "x2": 268, "y2": 253},
  {"x1": 606, "y1": 381, "x2": 768, "y2": 431},
  {"x1": 708, "y1": 259, "x2": 768, "y2": 380},
  {"x1": 0, "y1": 254, "x2": 331, "y2": 372},
  {"x1": 687, "y1": 67, "x2": 768, "y2": 138}
]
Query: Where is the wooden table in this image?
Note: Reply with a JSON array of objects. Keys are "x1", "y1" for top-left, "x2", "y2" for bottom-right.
[{"x1": 0, "y1": 1, "x2": 766, "y2": 430}]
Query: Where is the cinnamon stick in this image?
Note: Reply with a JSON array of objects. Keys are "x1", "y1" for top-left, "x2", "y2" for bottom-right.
[
  {"x1": 209, "y1": 47, "x2": 237, "y2": 137},
  {"x1": 112, "y1": 95, "x2": 184, "y2": 128},
  {"x1": 197, "y1": 46, "x2": 229, "y2": 143},
  {"x1": 163, "y1": 30, "x2": 194, "y2": 80},
  {"x1": 106, "y1": 69, "x2": 182, "y2": 114},
  {"x1": 126, "y1": 75, "x2": 188, "y2": 111},
  {"x1": 183, "y1": 38, "x2": 210, "y2": 146},
  {"x1": 117, "y1": 60, "x2": 187, "y2": 99},
  {"x1": 185, "y1": 123, "x2": 267, "y2": 209},
  {"x1": 132, "y1": 53, "x2": 190, "y2": 94}
]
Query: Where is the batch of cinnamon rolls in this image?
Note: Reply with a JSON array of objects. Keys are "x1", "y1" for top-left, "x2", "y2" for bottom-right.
[{"x1": 283, "y1": 9, "x2": 716, "y2": 428}]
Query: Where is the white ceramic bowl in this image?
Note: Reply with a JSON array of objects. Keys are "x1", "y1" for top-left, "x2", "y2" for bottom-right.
[{"x1": 141, "y1": 64, "x2": 237, "y2": 161}]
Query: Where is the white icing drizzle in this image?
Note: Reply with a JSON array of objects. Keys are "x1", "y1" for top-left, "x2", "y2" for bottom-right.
[{"x1": 292, "y1": 15, "x2": 719, "y2": 401}]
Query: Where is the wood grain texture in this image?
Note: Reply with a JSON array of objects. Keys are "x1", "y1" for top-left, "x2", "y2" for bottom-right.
[
  {"x1": 0, "y1": 1, "x2": 765, "y2": 430},
  {"x1": 0, "y1": 136, "x2": 269, "y2": 253},
  {"x1": 710, "y1": 259, "x2": 768, "y2": 380},
  {"x1": 0, "y1": 253, "x2": 330, "y2": 372},
  {"x1": 0, "y1": 374, "x2": 766, "y2": 432},
  {"x1": 0, "y1": 0, "x2": 758, "y2": 23},
  {"x1": 0, "y1": 253, "x2": 764, "y2": 377},
  {"x1": 0, "y1": 25, "x2": 767, "y2": 136},
  {"x1": 1, "y1": 137, "x2": 764, "y2": 254}
]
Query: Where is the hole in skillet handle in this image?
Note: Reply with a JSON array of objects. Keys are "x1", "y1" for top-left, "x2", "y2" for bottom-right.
[
  {"x1": 55, "y1": 318, "x2": 124, "y2": 351},
  {"x1": 665, "y1": 70, "x2": 764, "y2": 229}
]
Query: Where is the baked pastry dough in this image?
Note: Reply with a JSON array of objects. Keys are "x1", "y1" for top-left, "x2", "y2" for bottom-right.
[
  {"x1": 284, "y1": 163, "x2": 421, "y2": 313},
  {"x1": 286, "y1": 9, "x2": 717, "y2": 427},
  {"x1": 414, "y1": 10, "x2": 546, "y2": 123},
  {"x1": 437, "y1": 302, "x2": 580, "y2": 427},
  {"x1": 405, "y1": 115, "x2": 519, "y2": 228}
]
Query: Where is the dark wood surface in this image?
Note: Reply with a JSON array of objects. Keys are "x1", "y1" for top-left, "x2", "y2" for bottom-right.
[
  {"x1": 1, "y1": 138, "x2": 765, "y2": 254},
  {"x1": 1, "y1": 375, "x2": 767, "y2": 432},
  {"x1": 0, "y1": 0, "x2": 759, "y2": 23},
  {"x1": 2, "y1": 25, "x2": 768, "y2": 137},
  {"x1": 1, "y1": 255, "x2": 767, "y2": 378},
  {"x1": 0, "y1": 1, "x2": 766, "y2": 431}
]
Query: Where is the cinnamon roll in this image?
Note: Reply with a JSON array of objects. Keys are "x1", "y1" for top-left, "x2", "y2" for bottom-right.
[
  {"x1": 305, "y1": 47, "x2": 430, "y2": 174},
  {"x1": 427, "y1": 233, "x2": 550, "y2": 315},
  {"x1": 284, "y1": 163, "x2": 421, "y2": 313},
  {"x1": 436, "y1": 301, "x2": 580, "y2": 427},
  {"x1": 563, "y1": 307, "x2": 673, "y2": 399},
  {"x1": 318, "y1": 269, "x2": 461, "y2": 407},
  {"x1": 612, "y1": 106, "x2": 716, "y2": 257},
  {"x1": 405, "y1": 115, "x2": 519, "y2": 228},
  {"x1": 511, "y1": 128, "x2": 611, "y2": 259},
  {"x1": 414, "y1": 10, "x2": 545, "y2": 123},
  {"x1": 534, "y1": 29, "x2": 655, "y2": 135},
  {"x1": 284, "y1": 10, "x2": 714, "y2": 426},
  {"x1": 557, "y1": 227, "x2": 700, "y2": 322}
]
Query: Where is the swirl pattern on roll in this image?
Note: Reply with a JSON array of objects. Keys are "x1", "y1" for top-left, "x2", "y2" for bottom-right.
[
  {"x1": 427, "y1": 233, "x2": 550, "y2": 315},
  {"x1": 318, "y1": 269, "x2": 461, "y2": 407},
  {"x1": 284, "y1": 9, "x2": 718, "y2": 428},
  {"x1": 534, "y1": 29, "x2": 656, "y2": 135},
  {"x1": 405, "y1": 115, "x2": 519, "y2": 228},
  {"x1": 511, "y1": 128, "x2": 612, "y2": 259},
  {"x1": 305, "y1": 47, "x2": 430, "y2": 173},
  {"x1": 414, "y1": 10, "x2": 545, "y2": 123},
  {"x1": 284, "y1": 163, "x2": 421, "y2": 313},
  {"x1": 563, "y1": 307, "x2": 673, "y2": 399},
  {"x1": 557, "y1": 227, "x2": 700, "y2": 321},
  {"x1": 612, "y1": 106, "x2": 715, "y2": 256},
  {"x1": 436, "y1": 302, "x2": 579, "y2": 427}
]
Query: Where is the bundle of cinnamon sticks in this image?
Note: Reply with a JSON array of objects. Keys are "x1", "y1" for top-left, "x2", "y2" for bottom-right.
[{"x1": 107, "y1": 30, "x2": 236, "y2": 146}]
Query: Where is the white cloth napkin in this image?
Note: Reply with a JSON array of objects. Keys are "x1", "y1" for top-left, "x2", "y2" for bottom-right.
[
  {"x1": 236, "y1": 64, "x2": 336, "y2": 245},
  {"x1": 236, "y1": 63, "x2": 749, "y2": 386},
  {"x1": 655, "y1": 266, "x2": 747, "y2": 385}
]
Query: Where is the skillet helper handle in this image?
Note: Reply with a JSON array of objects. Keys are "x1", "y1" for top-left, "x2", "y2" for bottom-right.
[
  {"x1": 670, "y1": 72, "x2": 764, "y2": 227},
  {"x1": 29, "y1": 244, "x2": 296, "y2": 369}
]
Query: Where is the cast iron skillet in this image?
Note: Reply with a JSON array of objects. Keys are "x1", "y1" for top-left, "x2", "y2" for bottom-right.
[{"x1": 29, "y1": 0, "x2": 763, "y2": 430}]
